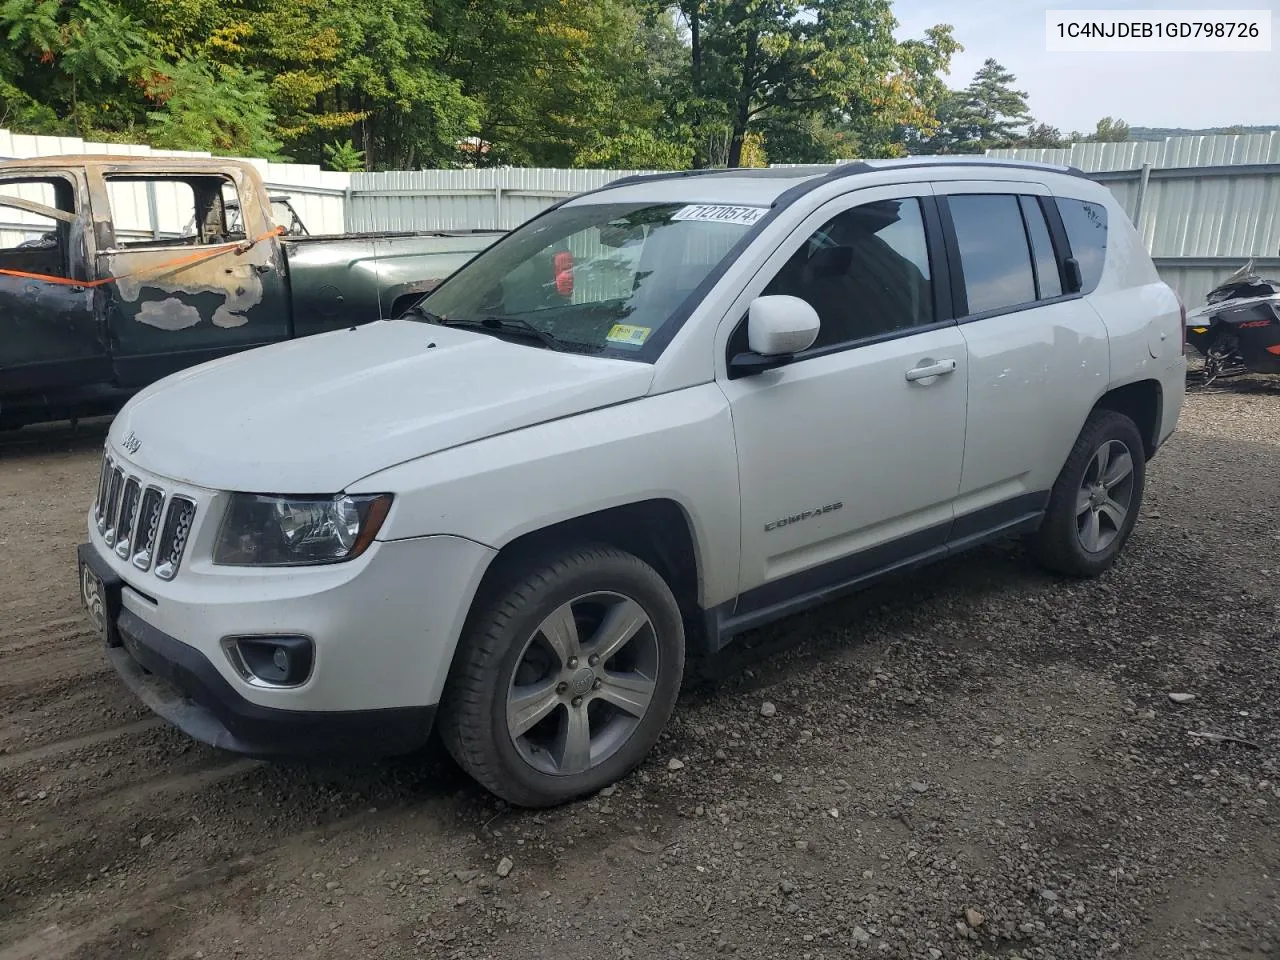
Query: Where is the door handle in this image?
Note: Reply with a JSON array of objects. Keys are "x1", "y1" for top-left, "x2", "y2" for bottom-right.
[{"x1": 905, "y1": 358, "x2": 957, "y2": 382}]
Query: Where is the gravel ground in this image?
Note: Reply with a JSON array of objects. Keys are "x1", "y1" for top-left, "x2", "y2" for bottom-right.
[{"x1": 1, "y1": 382, "x2": 1278, "y2": 960}]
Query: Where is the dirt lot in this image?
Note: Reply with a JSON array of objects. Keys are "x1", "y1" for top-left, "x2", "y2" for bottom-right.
[{"x1": 1, "y1": 384, "x2": 1278, "y2": 960}]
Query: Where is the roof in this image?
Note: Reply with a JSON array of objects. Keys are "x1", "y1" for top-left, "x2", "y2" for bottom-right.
[
  {"x1": 564, "y1": 155, "x2": 1090, "y2": 209},
  {"x1": 0, "y1": 154, "x2": 261, "y2": 174}
]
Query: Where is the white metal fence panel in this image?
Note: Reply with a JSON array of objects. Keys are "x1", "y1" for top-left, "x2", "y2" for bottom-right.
[
  {"x1": 987, "y1": 132, "x2": 1280, "y2": 172},
  {"x1": 345, "y1": 168, "x2": 664, "y2": 232}
]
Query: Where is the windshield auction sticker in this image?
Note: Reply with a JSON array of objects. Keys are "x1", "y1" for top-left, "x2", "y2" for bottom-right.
[
  {"x1": 671, "y1": 204, "x2": 769, "y2": 226},
  {"x1": 606, "y1": 324, "x2": 652, "y2": 346},
  {"x1": 1045, "y1": 9, "x2": 1271, "y2": 51}
]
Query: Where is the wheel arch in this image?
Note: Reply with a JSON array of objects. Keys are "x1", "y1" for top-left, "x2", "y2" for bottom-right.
[
  {"x1": 468, "y1": 498, "x2": 707, "y2": 651},
  {"x1": 1092, "y1": 378, "x2": 1163, "y2": 459}
]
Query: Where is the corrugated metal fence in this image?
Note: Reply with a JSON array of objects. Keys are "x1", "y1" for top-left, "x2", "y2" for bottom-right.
[
  {"x1": 344, "y1": 168, "x2": 657, "y2": 232},
  {"x1": 988, "y1": 133, "x2": 1280, "y2": 304}
]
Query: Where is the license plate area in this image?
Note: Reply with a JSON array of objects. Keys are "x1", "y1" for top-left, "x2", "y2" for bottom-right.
[{"x1": 78, "y1": 548, "x2": 122, "y2": 647}]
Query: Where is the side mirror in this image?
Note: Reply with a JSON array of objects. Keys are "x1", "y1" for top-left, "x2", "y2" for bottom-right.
[{"x1": 728, "y1": 295, "x2": 821, "y2": 378}]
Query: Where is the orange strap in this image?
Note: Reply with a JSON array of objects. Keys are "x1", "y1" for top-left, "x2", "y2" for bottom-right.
[{"x1": 0, "y1": 226, "x2": 285, "y2": 289}]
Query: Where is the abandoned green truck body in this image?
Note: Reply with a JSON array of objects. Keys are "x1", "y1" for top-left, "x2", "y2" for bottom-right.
[{"x1": 0, "y1": 155, "x2": 504, "y2": 429}]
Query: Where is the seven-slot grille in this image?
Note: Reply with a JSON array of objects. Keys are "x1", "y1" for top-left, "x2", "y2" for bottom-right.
[{"x1": 93, "y1": 448, "x2": 198, "y2": 580}]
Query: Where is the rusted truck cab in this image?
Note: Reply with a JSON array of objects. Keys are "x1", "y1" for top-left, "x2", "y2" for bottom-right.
[{"x1": 0, "y1": 156, "x2": 502, "y2": 429}]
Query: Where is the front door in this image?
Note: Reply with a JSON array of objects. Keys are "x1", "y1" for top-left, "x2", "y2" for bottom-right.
[
  {"x1": 717, "y1": 186, "x2": 968, "y2": 626},
  {"x1": 89, "y1": 170, "x2": 291, "y2": 388},
  {"x1": 0, "y1": 173, "x2": 105, "y2": 408}
]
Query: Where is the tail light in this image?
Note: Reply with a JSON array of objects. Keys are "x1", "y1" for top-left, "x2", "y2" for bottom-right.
[{"x1": 554, "y1": 251, "x2": 574, "y2": 297}]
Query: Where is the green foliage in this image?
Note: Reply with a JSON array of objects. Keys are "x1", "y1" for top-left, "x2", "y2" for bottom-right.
[
  {"x1": 0, "y1": 0, "x2": 965, "y2": 168},
  {"x1": 673, "y1": 0, "x2": 958, "y2": 167},
  {"x1": 323, "y1": 138, "x2": 366, "y2": 172},
  {"x1": 1018, "y1": 122, "x2": 1067, "y2": 149},
  {"x1": 145, "y1": 57, "x2": 284, "y2": 158},
  {"x1": 1087, "y1": 116, "x2": 1130, "y2": 143}
]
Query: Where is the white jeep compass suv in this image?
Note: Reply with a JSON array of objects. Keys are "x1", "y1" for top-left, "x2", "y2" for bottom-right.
[{"x1": 79, "y1": 158, "x2": 1187, "y2": 807}]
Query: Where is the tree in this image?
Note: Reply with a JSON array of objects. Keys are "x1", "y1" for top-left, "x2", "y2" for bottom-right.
[
  {"x1": 1087, "y1": 116, "x2": 1130, "y2": 142},
  {"x1": 1, "y1": 0, "x2": 149, "y2": 137},
  {"x1": 676, "y1": 0, "x2": 957, "y2": 167},
  {"x1": 323, "y1": 137, "x2": 366, "y2": 172},
  {"x1": 1019, "y1": 122, "x2": 1066, "y2": 148},
  {"x1": 908, "y1": 58, "x2": 1030, "y2": 153},
  {"x1": 145, "y1": 57, "x2": 283, "y2": 157}
]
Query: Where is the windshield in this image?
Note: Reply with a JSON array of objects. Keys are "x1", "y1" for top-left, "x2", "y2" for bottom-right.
[{"x1": 417, "y1": 201, "x2": 761, "y2": 359}]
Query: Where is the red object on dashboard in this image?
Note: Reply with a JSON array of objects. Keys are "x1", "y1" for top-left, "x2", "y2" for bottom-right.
[{"x1": 554, "y1": 251, "x2": 574, "y2": 296}]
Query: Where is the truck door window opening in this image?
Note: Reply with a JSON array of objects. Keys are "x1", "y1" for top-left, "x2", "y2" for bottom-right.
[
  {"x1": 104, "y1": 175, "x2": 243, "y2": 250},
  {"x1": 0, "y1": 178, "x2": 76, "y2": 280}
]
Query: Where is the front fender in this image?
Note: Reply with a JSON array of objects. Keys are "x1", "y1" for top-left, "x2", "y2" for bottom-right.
[{"x1": 350, "y1": 384, "x2": 743, "y2": 611}]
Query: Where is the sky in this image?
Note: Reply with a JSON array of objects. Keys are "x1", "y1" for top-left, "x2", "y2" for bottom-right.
[{"x1": 891, "y1": 0, "x2": 1279, "y2": 133}]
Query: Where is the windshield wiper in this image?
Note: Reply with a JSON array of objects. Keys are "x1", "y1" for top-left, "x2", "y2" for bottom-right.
[{"x1": 428, "y1": 313, "x2": 572, "y2": 352}]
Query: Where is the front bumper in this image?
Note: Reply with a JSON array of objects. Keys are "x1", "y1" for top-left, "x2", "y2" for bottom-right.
[
  {"x1": 81, "y1": 542, "x2": 434, "y2": 757},
  {"x1": 78, "y1": 523, "x2": 496, "y2": 757}
]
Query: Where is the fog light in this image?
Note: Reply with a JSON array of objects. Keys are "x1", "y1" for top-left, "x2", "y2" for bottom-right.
[{"x1": 223, "y1": 635, "x2": 314, "y2": 687}]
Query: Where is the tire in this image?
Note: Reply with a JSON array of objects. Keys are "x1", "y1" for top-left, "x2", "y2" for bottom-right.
[
  {"x1": 1031, "y1": 409, "x2": 1146, "y2": 578},
  {"x1": 438, "y1": 544, "x2": 685, "y2": 808}
]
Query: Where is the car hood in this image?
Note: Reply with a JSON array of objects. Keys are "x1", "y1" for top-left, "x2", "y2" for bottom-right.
[{"x1": 108, "y1": 320, "x2": 654, "y2": 492}]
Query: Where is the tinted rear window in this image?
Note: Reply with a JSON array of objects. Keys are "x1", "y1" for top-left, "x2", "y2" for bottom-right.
[
  {"x1": 1019, "y1": 196, "x2": 1063, "y2": 299},
  {"x1": 948, "y1": 194, "x2": 1036, "y2": 315},
  {"x1": 1057, "y1": 198, "x2": 1108, "y2": 294}
]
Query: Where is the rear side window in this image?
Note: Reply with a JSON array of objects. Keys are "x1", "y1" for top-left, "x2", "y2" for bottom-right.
[
  {"x1": 947, "y1": 194, "x2": 1036, "y2": 314},
  {"x1": 1019, "y1": 196, "x2": 1063, "y2": 299},
  {"x1": 1057, "y1": 198, "x2": 1108, "y2": 294}
]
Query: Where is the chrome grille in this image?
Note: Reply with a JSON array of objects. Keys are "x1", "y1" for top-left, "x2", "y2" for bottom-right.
[
  {"x1": 155, "y1": 497, "x2": 196, "y2": 581},
  {"x1": 131, "y1": 488, "x2": 165, "y2": 571},
  {"x1": 92, "y1": 446, "x2": 202, "y2": 582},
  {"x1": 102, "y1": 467, "x2": 124, "y2": 546},
  {"x1": 113, "y1": 478, "x2": 142, "y2": 559},
  {"x1": 93, "y1": 455, "x2": 112, "y2": 528}
]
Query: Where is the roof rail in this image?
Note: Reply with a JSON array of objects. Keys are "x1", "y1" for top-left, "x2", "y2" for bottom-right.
[
  {"x1": 828, "y1": 156, "x2": 1089, "y2": 179},
  {"x1": 604, "y1": 168, "x2": 736, "y2": 189},
  {"x1": 544, "y1": 154, "x2": 1090, "y2": 218}
]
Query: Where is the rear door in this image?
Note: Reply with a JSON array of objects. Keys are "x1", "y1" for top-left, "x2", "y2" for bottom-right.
[
  {"x1": 936, "y1": 181, "x2": 1109, "y2": 537},
  {"x1": 0, "y1": 173, "x2": 105, "y2": 404},
  {"x1": 89, "y1": 168, "x2": 290, "y2": 388}
]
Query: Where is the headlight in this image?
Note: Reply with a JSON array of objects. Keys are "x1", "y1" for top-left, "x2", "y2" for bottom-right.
[{"x1": 213, "y1": 493, "x2": 393, "y2": 566}]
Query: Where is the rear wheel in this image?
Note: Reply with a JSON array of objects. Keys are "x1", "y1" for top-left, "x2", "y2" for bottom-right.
[
  {"x1": 439, "y1": 544, "x2": 684, "y2": 807},
  {"x1": 1031, "y1": 410, "x2": 1145, "y2": 578}
]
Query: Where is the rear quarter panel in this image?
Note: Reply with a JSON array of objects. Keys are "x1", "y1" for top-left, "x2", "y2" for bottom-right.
[{"x1": 1060, "y1": 182, "x2": 1186, "y2": 445}]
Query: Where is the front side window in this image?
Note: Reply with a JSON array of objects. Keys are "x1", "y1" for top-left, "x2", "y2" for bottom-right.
[
  {"x1": 419, "y1": 201, "x2": 756, "y2": 360},
  {"x1": 1057, "y1": 198, "x2": 1108, "y2": 294},
  {"x1": 0, "y1": 178, "x2": 74, "y2": 279},
  {"x1": 760, "y1": 197, "x2": 934, "y2": 350},
  {"x1": 948, "y1": 194, "x2": 1037, "y2": 315}
]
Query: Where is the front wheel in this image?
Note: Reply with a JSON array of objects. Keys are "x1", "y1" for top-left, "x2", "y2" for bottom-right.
[
  {"x1": 1031, "y1": 410, "x2": 1146, "y2": 578},
  {"x1": 438, "y1": 545, "x2": 685, "y2": 807}
]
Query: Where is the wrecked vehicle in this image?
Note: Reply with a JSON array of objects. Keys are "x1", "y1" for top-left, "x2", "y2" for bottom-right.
[{"x1": 0, "y1": 156, "x2": 504, "y2": 429}]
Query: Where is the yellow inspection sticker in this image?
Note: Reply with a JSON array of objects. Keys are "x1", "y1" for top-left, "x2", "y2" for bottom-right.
[{"x1": 606, "y1": 323, "x2": 652, "y2": 346}]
